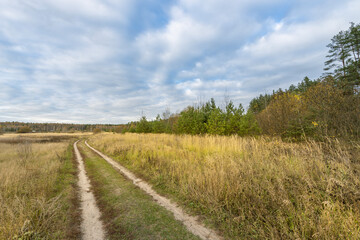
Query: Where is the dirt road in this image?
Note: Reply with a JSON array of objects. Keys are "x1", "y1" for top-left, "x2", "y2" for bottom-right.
[
  {"x1": 85, "y1": 141, "x2": 222, "y2": 240},
  {"x1": 74, "y1": 141, "x2": 106, "y2": 240}
]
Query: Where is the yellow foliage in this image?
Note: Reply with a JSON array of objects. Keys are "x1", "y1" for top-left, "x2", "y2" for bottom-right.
[{"x1": 256, "y1": 92, "x2": 307, "y2": 138}]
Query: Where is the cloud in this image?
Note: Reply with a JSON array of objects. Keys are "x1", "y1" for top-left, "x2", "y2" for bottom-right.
[{"x1": 0, "y1": 0, "x2": 359, "y2": 123}]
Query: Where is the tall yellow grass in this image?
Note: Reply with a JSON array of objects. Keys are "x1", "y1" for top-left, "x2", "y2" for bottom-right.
[
  {"x1": 0, "y1": 138, "x2": 72, "y2": 239},
  {"x1": 89, "y1": 133, "x2": 360, "y2": 239}
]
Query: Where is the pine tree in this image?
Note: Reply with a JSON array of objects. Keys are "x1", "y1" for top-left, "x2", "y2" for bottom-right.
[{"x1": 324, "y1": 22, "x2": 360, "y2": 92}]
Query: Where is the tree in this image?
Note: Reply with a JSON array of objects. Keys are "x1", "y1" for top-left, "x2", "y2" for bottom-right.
[
  {"x1": 248, "y1": 93, "x2": 272, "y2": 114},
  {"x1": 296, "y1": 77, "x2": 319, "y2": 93},
  {"x1": 136, "y1": 116, "x2": 152, "y2": 133},
  {"x1": 324, "y1": 22, "x2": 360, "y2": 92},
  {"x1": 128, "y1": 122, "x2": 136, "y2": 133},
  {"x1": 348, "y1": 22, "x2": 360, "y2": 71},
  {"x1": 206, "y1": 108, "x2": 226, "y2": 135},
  {"x1": 227, "y1": 104, "x2": 245, "y2": 135},
  {"x1": 176, "y1": 106, "x2": 207, "y2": 135},
  {"x1": 325, "y1": 31, "x2": 350, "y2": 77},
  {"x1": 152, "y1": 114, "x2": 165, "y2": 133}
]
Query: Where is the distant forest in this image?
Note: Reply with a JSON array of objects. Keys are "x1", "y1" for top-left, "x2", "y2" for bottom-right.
[
  {"x1": 0, "y1": 122, "x2": 121, "y2": 133},
  {"x1": 2, "y1": 23, "x2": 359, "y2": 140}
]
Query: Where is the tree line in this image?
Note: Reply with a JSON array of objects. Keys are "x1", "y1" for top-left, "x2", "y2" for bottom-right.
[
  {"x1": 124, "y1": 23, "x2": 360, "y2": 140},
  {"x1": 0, "y1": 122, "x2": 121, "y2": 134},
  {"x1": 120, "y1": 99, "x2": 260, "y2": 136}
]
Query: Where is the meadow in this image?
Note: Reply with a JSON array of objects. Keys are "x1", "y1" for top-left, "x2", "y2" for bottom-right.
[
  {"x1": 1, "y1": 132, "x2": 359, "y2": 239},
  {"x1": 89, "y1": 133, "x2": 360, "y2": 239},
  {"x1": 0, "y1": 133, "x2": 82, "y2": 239}
]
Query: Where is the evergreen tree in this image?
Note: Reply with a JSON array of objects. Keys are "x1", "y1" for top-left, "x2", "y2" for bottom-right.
[
  {"x1": 152, "y1": 114, "x2": 165, "y2": 133},
  {"x1": 248, "y1": 94, "x2": 272, "y2": 114},
  {"x1": 324, "y1": 22, "x2": 360, "y2": 92},
  {"x1": 206, "y1": 108, "x2": 226, "y2": 135},
  {"x1": 136, "y1": 116, "x2": 151, "y2": 133}
]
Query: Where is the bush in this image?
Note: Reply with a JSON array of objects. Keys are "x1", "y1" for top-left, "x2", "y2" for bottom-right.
[
  {"x1": 304, "y1": 81, "x2": 360, "y2": 139},
  {"x1": 256, "y1": 92, "x2": 311, "y2": 139},
  {"x1": 17, "y1": 126, "x2": 32, "y2": 133},
  {"x1": 113, "y1": 126, "x2": 123, "y2": 133},
  {"x1": 93, "y1": 128, "x2": 102, "y2": 134}
]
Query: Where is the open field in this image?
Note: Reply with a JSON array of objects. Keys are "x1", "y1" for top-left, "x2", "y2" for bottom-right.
[
  {"x1": 0, "y1": 132, "x2": 92, "y2": 143},
  {"x1": 89, "y1": 133, "x2": 360, "y2": 239},
  {"x1": 2, "y1": 132, "x2": 359, "y2": 239},
  {"x1": 0, "y1": 134, "x2": 81, "y2": 239}
]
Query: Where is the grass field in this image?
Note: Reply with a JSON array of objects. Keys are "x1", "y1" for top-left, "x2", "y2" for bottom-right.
[
  {"x1": 89, "y1": 133, "x2": 360, "y2": 239},
  {"x1": 0, "y1": 134, "x2": 81, "y2": 239},
  {"x1": 2, "y1": 132, "x2": 359, "y2": 239}
]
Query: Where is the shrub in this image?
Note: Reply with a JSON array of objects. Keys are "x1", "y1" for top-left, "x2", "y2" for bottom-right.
[
  {"x1": 17, "y1": 126, "x2": 32, "y2": 133},
  {"x1": 256, "y1": 92, "x2": 311, "y2": 139},
  {"x1": 304, "y1": 81, "x2": 360, "y2": 139},
  {"x1": 93, "y1": 128, "x2": 102, "y2": 134}
]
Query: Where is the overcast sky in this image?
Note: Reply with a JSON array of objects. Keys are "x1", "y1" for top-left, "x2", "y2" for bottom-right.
[{"x1": 0, "y1": 0, "x2": 359, "y2": 124}]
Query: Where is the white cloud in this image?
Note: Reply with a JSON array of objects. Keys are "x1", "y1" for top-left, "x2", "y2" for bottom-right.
[{"x1": 0, "y1": 0, "x2": 360, "y2": 123}]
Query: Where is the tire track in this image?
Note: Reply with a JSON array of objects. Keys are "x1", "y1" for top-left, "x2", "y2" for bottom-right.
[
  {"x1": 74, "y1": 141, "x2": 106, "y2": 240},
  {"x1": 85, "y1": 141, "x2": 222, "y2": 240}
]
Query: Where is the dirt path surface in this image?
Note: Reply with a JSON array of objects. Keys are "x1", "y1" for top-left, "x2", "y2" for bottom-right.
[
  {"x1": 85, "y1": 141, "x2": 222, "y2": 240},
  {"x1": 74, "y1": 141, "x2": 106, "y2": 240}
]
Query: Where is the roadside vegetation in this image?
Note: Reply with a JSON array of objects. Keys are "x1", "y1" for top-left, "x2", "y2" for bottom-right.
[
  {"x1": 0, "y1": 134, "x2": 81, "y2": 239},
  {"x1": 89, "y1": 133, "x2": 360, "y2": 239}
]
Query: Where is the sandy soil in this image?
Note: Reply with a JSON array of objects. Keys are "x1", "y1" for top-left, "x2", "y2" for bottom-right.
[
  {"x1": 85, "y1": 141, "x2": 222, "y2": 240},
  {"x1": 74, "y1": 141, "x2": 106, "y2": 240}
]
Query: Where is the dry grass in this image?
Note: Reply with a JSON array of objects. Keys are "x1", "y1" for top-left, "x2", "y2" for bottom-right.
[
  {"x1": 0, "y1": 132, "x2": 91, "y2": 144},
  {"x1": 0, "y1": 132, "x2": 91, "y2": 138},
  {"x1": 0, "y1": 135, "x2": 79, "y2": 239},
  {"x1": 89, "y1": 133, "x2": 360, "y2": 239}
]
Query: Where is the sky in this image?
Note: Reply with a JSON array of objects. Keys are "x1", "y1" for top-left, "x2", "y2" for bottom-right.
[{"x1": 1, "y1": 0, "x2": 360, "y2": 124}]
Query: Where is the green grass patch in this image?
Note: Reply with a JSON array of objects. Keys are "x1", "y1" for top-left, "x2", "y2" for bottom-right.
[{"x1": 51, "y1": 142, "x2": 81, "y2": 239}]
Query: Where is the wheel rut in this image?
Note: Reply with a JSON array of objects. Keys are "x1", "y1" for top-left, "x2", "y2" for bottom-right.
[{"x1": 74, "y1": 141, "x2": 106, "y2": 240}]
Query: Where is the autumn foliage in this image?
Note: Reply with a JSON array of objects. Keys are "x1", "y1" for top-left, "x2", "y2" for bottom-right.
[{"x1": 256, "y1": 76, "x2": 360, "y2": 140}]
